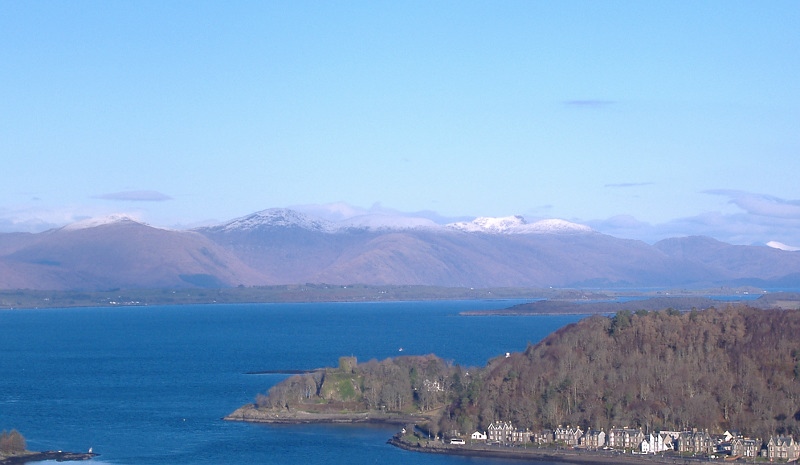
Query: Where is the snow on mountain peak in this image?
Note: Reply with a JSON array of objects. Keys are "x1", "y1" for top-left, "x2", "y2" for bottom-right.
[
  {"x1": 447, "y1": 215, "x2": 527, "y2": 233},
  {"x1": 211, "y1": 208, "x2": 592, "y2": 235},
  {"x1": 447, "y1": 216, "x2": 592, "y2": 234},
  {"x1": 339, "y1": 214, "x2": 439, "y2": 231},
  {"x1": 214, "y1": 208, "x2": 442, "y2": 233},
  {"x1": 527, "y1": 218, "x2": 593, "y2": 234},
  {"x1": 61, "y1": 214, "x2": 143, "y2": 231},
  {"x1": 220, "y1": 208, "x2": 337, "y2": 233},
  {"x1": 767, "y1": 241, "x2": 800, "y2": 252}
]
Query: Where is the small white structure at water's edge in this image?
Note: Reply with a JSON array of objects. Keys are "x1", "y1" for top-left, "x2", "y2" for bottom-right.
[{"x1": 471, "y1": 431, "x2": 487, "y2": 441}]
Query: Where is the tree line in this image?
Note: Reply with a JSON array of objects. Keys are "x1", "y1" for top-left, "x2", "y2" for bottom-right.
[
  {"x1": 251, "y1": 306, "x2": 800, "y2": 440},
  {"x1": 443, "y1": 306, "x2": 800, "y2": 439}
]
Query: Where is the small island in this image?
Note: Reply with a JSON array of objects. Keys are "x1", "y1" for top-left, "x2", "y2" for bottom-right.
[{"x1": 229, "y1": 305, "x2": 800, "y2": 463}]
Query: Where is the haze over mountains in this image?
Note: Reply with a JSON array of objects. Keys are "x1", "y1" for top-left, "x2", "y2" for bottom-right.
[{"x1": 0, "y1": 208, "x2": 798, "y2": 291}]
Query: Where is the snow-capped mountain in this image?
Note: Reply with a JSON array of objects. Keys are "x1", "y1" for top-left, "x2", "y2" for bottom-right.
[
  {"x1": 767, "y1": 241, "x2": 800, "y2": 252},
  {"x1": 209, "y1": 209, "x2": 593, "y2": 235},
  {"x1": 60, "y1": 214, "x2": 145, "y2": 231},
  {"x1": 446, "y1": 215, "x2": 592, "y2": 234},
  {"x1": 338, "y1": 214, "x2": 440, "y2": 231},
  {"x1": 3, "y1": 207, "x2": 800, "y2": 290},
  {"x1": 211, "y1": 208, "x2": 438, "y2": 233},
  {"x1": 525, "y1": 219, "x2": 594, "y2": 234},
  {"x1": 215, "y1": 208, "x2": 338, "y2": 233}
]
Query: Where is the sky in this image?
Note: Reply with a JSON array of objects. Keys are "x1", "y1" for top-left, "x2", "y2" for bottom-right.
[{"x1": 1, "y1": 1, "x2": 798, "y2": 247}]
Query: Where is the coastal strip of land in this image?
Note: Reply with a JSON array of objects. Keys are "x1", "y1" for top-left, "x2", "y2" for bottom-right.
[
  {"x1": 223, "y1": 404, "x2": 427, "y2": 425},
  {"x1": 0, "y1": 450, "x2": 97, "y2": 465},
  {"x1": 388, "y1": 433, "x2": 705, "y2": 465},
  {"x1": 225, "y1": 406, "x2": 703, "y2": 465}
]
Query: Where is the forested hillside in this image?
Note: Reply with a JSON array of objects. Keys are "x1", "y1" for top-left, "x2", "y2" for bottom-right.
[
  {"x1": 253, "y1": 355, "x2": 458, "y2": 414},
  {"x1": 446, "y1": 306, "x2": 800, "y2": 439},
  {"x1": 238, "y1": 306, "x2": 800, "y2": 440}
]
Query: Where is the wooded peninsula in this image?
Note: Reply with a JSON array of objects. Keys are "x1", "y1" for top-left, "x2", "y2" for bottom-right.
[{"x1": 228, "y1": 305, "x2": 800, "y2": 461}]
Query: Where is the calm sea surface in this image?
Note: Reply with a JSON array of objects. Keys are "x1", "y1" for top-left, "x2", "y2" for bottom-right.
[{"x1": 0, "y1": 301, "x2": 584, "y2": 465}]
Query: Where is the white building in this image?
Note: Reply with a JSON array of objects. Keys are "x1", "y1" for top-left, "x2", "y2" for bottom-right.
[
  {"x1": 471, "y1": 431, "x2": 487, "y2": 441},
  {"x1": 640, "y1": 433, "x2": 669, "y2": 454}
]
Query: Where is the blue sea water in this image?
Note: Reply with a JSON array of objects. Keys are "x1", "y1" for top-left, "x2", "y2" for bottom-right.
[{"x1": 0, "y1": 301, "x2": 583, "y2": 465}]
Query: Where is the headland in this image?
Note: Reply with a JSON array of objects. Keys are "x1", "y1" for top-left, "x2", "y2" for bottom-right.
[
  {"x1": 224, "y1": 403, "x2": 429, "y2": 425},
  {"x1": 0, "y1": 450, "x2": 97, "y2": 465}
]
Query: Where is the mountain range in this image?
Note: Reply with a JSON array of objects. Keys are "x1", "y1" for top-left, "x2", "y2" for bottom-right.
[{"x1": 0, "y1": 208, "x2": 798, "y2": 290}]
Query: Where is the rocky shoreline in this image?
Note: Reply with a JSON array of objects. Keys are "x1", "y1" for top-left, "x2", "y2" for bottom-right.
[
  {"x1": 0, "y1": 450, "x2": 97, "y2": 465},
  {"x1": 226, "y1": 405, "x2": 708, "y2": 465},
  {"x1": 223, "y1": 404, "x2": 430, "y2": 425}
]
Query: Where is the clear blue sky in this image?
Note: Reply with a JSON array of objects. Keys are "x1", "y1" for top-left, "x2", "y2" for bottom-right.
[{"x1": 1, "y1": 1, "x2": 798, "y2": 246}]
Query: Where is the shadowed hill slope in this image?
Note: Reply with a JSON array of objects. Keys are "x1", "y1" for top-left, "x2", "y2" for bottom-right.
[
  {"x1": 0, "y1": 220, "x2": 266, "y2": 290},
  {"x1": 450, "y1": 306, "x2": 800, "y2": 439}
]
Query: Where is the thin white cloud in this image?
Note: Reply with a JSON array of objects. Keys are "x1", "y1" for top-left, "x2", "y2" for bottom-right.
[
  {"x1": 586, "y1": 190, "x2": 800, "y2": 246},
  {"x1": 93, "y1": 190, "x2": 173, "y2": 202},
  {"x1": 589, "y1": 208, "x2": 800, "y2": 247},
  {"x1": 704, "y1": 190, "x2": 800, "y2": 219}
]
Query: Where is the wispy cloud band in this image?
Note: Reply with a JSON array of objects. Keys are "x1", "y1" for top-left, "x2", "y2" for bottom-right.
[{"x1": 705, "y1": 190, "x2": 800, "y2": 219}]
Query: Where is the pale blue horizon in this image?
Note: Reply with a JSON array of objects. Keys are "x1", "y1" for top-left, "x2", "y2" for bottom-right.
[{"x1": 1, "y1": 1, "x2": 798, "y2": 246}]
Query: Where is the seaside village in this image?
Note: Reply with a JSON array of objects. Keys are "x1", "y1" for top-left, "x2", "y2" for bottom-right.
[{"x1": 451, "y1": 422, "x2": 800, "y2": 461}]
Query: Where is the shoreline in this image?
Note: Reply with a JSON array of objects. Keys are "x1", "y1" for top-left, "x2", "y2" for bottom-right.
[
  {"x1": 0, "y1": 451, "x2": 97, "y2": 465},
  {"x1": 387, "y1": 435, "x2": 706, "y2": 465},
  {"x1": 226, "y1": 406, "x2": 706, "y2": 465},
  {"x1": 223, "y1": 404, "x2": 429, "y2": 425}
]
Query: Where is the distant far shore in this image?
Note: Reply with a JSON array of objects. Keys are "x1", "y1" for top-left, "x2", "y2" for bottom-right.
[
  {"x1": 0, "y1": 284, "x2": 778, "y2": 310},
  {"x1": 0, "y1": 450, "x2": 97, "y2": 465}
]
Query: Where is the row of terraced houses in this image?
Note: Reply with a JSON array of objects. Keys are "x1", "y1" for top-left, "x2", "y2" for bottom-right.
[{"x1": 468, "y1": 422, "x2": 800, "y2": 461}]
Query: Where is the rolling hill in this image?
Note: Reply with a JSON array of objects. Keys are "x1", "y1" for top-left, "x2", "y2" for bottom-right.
[{"x1": 0, "y1": 209, "x2": 799, "y2": 290}]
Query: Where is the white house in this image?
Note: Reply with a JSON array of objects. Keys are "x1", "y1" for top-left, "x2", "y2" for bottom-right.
[
  {"x1": 640, "y1": 433, "x2": 669, "y2": 454},
  {"x1": 471, "y1": 431, "x2": 487, "y2": 441}
]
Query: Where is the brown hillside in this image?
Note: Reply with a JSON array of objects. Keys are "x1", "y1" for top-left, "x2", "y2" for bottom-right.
[
  {"x1": 454, "y1": 306, "x2": 800, "y2": 439},
  {"x1": 0, "y1": 220, "x2": 267, "y2": 290}
]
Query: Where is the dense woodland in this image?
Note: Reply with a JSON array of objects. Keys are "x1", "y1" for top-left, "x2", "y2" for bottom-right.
[
  {"x1": 256, "y1": 354, "x2": 459, "y2": 415},
  {"x1": 252, "y1": 306, "x2": 800, "y2": 440},
  {"x1": 445, "y1": 306, "x2": 800, "y2": 440}
]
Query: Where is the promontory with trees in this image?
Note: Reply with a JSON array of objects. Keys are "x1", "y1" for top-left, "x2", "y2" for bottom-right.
[
  {"x1": 0, "y1": 430, "x2": 96, "y2": 465},
  {"x1": 227, "y1": 305, "x2": 800, "y2": 461}
]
